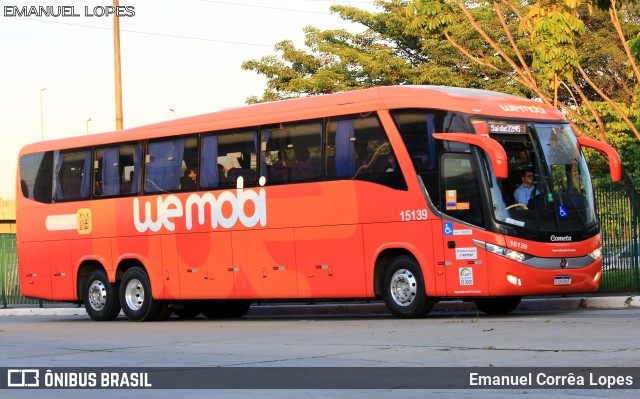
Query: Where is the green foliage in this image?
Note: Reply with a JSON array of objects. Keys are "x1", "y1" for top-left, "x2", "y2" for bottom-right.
[
  {"x1": 630, "y1": 32, "x2": 640, "y2": 62},
  {"x1": 242, "y1": 0, "x2": 639, "y2": 188},
  {"x1": 241, "y1": 0, "x2": 528, "y2": 102},
  {"x1": 584, "y1": 99, "x2": 640, "y2": 187},
  {"x1": 405, "y1": 0, "x2": 456, "y2": 32},
  {"x1": 522, "y1": 2, "x2": 586, "y2": 89}
]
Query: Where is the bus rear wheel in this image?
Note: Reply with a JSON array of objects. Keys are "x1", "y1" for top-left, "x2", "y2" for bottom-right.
[
  {"x1": 383, "y1": 256, "x2": 435, "y2": 318},
  {"x1": 84, "y1": 269, "x2": 121, "y2": 321},
  {"x1": 474, "y1": 296, "x2": 522, "y2": 315},
  {"x1": 119, "y1": 267, "x2": 165, "y2": 322}
]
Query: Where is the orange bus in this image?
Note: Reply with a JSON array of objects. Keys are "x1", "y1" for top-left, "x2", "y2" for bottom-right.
[{"x1": 16, "y1": 86, "x2": 621, "y2": 321}]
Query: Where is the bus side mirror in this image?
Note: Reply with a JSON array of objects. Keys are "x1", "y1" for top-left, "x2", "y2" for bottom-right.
[
  {"x1": 432, "y1": 133, "x2": 508, "y2": 179},
  {"x1": 577, "y1": 137, "x2": 622, "y2": 183}
]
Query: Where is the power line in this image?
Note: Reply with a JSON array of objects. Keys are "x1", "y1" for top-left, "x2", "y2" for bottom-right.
[
  {"x1": 284, "y1": 0, "x2": 373, "y2": 3},
  {"x1": 198, "y1": 0, "x2": 332, "y2": 15},
  {"x1": 13, "y1": 17, "x2": 274, "y2": 48},
  {"x1": 9, "y1": 0, "x2": 380, "y2": 47}
]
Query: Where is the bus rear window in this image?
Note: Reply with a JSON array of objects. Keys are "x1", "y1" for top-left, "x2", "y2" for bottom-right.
[{"x1": 19, "y1": 151, "x2": 53, "y2": 203}]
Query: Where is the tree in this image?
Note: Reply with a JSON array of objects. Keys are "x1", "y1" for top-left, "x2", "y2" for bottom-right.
[
  {"x1": 242, "y1": 0, "x2": 640, "y2": 185},
  {"x1": 407, "y1": 0, "x2": 639, "y2": 184},
  {"x1": 241, "y1": 1, "x2": 527, "y2": 102}
]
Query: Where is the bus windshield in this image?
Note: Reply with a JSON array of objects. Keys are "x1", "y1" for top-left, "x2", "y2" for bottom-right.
[{"x1": 488, "y1": 122, "x2": 596, "y2": 235}]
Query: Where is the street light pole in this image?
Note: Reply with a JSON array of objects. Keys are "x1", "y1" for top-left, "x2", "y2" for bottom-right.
[
  {"x1": 86, "y1": 117, "x2": 92, "y2": 135},
  {"x1": 169, "y1": 108, "x2": 175, "y2": 119},
  {"x1": 40, "y1": 88, "x2": 46, "y2": 140},
  {"x1": 114, "y1": 0, "x2": 124, "y2": 130}
]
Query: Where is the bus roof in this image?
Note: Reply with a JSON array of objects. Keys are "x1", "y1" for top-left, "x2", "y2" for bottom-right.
[{"x1": 19, "y1": 85, "x2": 565, "y2": 155}]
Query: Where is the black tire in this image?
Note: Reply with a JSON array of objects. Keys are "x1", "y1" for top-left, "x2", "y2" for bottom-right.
[
  {"x1": 153, "y1": 301, "x2": 174, "y2": 321},
  {"x1": 201, "y1": 300, "x2": 252, "y2": 319},
  {"x1": 84, "y1": 269, "x2": 121, "y2": 321},
  {"x1": 119, "y1": 267, "x2": 164, "y2": 321},
  {"x1": 383, "y1": 256, "x2": 435, "y2": 318},
  {"x1": 173, "y1": 301, "x2": 202, "y2": 319},
  {"x1": 474, "y1": 296, "x2": 522, "y2": 315}
]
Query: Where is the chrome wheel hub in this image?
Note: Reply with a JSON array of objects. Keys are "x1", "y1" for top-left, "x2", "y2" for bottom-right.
[
  {"x1": 124, "y1": 278, "x2": 144, "y2": 311},
  {"x1": 390, "y1": 269, "x2": 417, "y2": 306},
  {"x1": 88, "y1": 280, "x2": 107, "y2": 311}
]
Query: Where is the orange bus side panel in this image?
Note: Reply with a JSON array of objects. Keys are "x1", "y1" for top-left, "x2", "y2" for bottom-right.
[
  {"x1": 18, "y1": 241, "x2": 52, "y2": 300},
  {"x1": 49, "y1": 240, "x2": 74, "y2": 300},
  {"x1": 232, "y1": 228, "x2": 298, "y2": 299},
  {"x1": 75, "y1": 238, "x2": 115, "y2": 274},
  {"x1": 111, "y1": 235, "x2": 165, "y2": 300},
  {"x1": 294, "y1": 224, "x2": 366, "y2": 298},
  {"x1": 160, "y1": 235, "x2": 181, "y2": 300},
  {"x1": 175, "y1": 232, "x2": 235, "y2": 299}
]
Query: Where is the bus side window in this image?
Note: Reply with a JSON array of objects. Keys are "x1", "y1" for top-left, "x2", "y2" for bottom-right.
[
  {"x1": 145, "y1": 138, "x2": 196, "y2": 193},
  {"x1": 94, "y1": 144, "x2": 142, "y2": 197},
  {"x1": 214, "y1": 130, "x2": 257, "y2": 188},
  {"x1": 261, "y1": 122, "x2": 322, "y2": 185},
  {"x1": 326, "y1": 114, "x2": 406, "y2": 190},
  {"x1": 53, "y1": 149, "x2": 91, "y2": 202}
]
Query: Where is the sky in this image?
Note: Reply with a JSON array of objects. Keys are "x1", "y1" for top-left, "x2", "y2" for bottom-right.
[{"x1": 0, "y1": 0, "x2": 378, "y2": 197}]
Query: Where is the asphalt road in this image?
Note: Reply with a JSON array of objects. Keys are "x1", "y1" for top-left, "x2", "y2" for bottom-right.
[{"x1": 1, "y1": 306, "x2": 639, "y2": 398}]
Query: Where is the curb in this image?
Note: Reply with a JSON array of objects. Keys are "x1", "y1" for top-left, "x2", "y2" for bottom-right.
[{"x1": 1, "y1": 296, "x2": 638, "y2": 318}]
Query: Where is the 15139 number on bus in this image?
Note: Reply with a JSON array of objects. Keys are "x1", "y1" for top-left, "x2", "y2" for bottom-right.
[{"x1": 400, "y1": 209, "x2": 428, "y2": 222}]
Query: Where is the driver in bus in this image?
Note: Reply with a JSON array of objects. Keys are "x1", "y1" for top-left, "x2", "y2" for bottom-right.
[{"x1": 513, "y1": 169, "x2": 539, "y2": 207}]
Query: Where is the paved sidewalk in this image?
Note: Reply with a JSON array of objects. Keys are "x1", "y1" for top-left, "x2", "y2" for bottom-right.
[{"x1": 1, "y1": 295, "x2": 638, "y2": 317}]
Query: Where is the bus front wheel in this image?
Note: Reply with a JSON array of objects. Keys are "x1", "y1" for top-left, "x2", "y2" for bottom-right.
[
  {"x1": 383, "y1": 256, "x2": 435, "y2": 318},
  {"x1": 84, "y1": 269, "x2": 121, "y2": 321},
  {"x1": 119, "y1": 267, "x2": 164, "y2": 322},
  {"x1": 474, "y1": 296, "x2": 522, "y2": 315}
]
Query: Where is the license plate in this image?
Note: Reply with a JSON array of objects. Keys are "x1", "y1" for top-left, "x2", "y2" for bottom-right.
[{"x1": 554, "y1": 276, "x2": 572, "y2": 286}]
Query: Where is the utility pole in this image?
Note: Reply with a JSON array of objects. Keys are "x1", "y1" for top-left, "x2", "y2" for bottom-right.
[{"x1": 113, "y1": 0, "x2": 123, "y2": 130}]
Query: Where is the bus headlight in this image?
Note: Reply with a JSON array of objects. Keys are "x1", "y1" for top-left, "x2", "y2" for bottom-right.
[
  {"x1": 474, "y1": 240, "x2": 531, "y2": 264},
  {"x1": 507, "y1": 274, "x2": 522, "y2": 286},
  {"x1": 588, "y1": 247, "x2": 602, "y2": 260}
]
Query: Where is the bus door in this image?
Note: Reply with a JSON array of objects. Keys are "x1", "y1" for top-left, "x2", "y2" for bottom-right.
[{"x1": 439, "y1": 152, "x2": 490, "y2": 296}]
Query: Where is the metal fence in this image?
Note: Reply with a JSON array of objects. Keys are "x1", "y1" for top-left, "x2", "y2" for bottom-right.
[
  {"x1": 1, "y1": 234, "x2": 43, "y2": 308},
  {"x1": 1, "y1": 186, "x2": 639, "y2": 305},
  {"x1": 595, "y1": 184, "x2": 640, "y2": 293}
]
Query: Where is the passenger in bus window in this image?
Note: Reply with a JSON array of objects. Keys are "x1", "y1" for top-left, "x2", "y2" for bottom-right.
[
  {"x1": 386, "y1": 153, "x2": 396, "y2": 172},
  {"x1": 95, "y1": 178, "x2": 103, "y2": 197},
  {"x1": 514, "y1": 169, "x2": 539, "y2": 206},
  {"x1": 181, "y1": 168, "x2": 197, "y2": 191},
  {"x1": 217, "y1": 164, "x2": 228, "y2": 186}
]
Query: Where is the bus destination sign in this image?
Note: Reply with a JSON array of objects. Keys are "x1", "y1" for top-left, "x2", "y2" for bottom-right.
[{"x1": 487, "y1": 122, "x2": 527, "y2": 134}]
